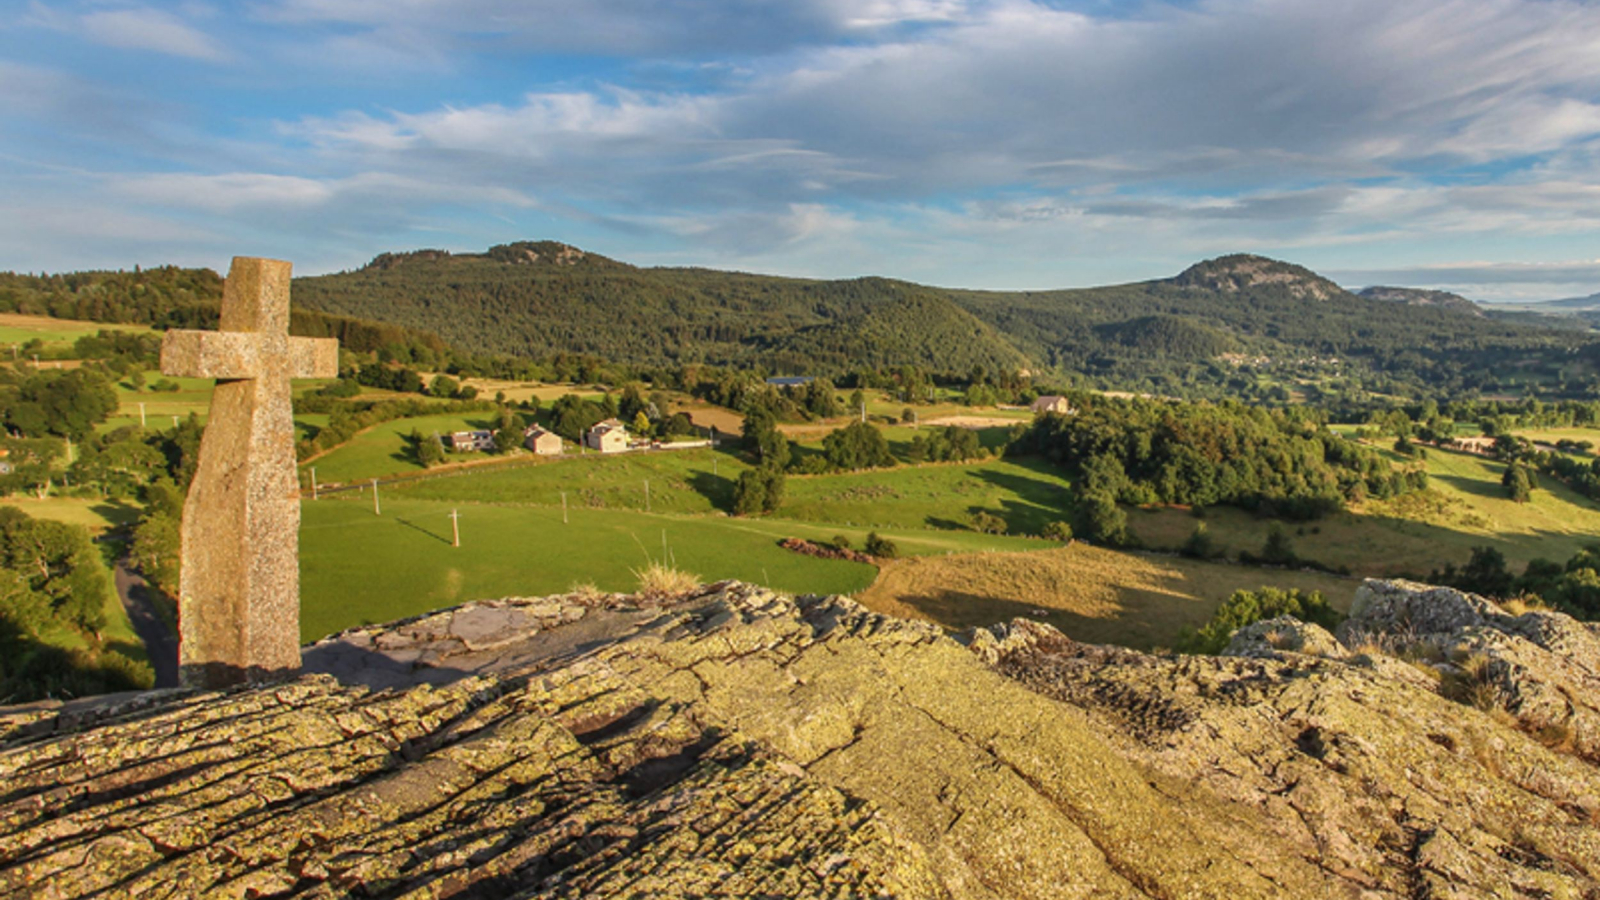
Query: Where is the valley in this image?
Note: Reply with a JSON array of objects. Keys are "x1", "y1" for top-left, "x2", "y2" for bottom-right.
[{"x1": 4, "y1": 253, "x2": 1600, "y2": 698}]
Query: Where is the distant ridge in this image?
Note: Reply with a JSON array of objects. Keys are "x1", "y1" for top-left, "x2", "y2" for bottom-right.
[
  {"x1": 1357, "y1": 286, "x2": 1483, "y2": 317},
  {"x1": 276, "y1": 241, "x2": 1586, "y2": 394},
  {"x1": 1529, "y1": 291, "x2": 1600, "y2": 312}
]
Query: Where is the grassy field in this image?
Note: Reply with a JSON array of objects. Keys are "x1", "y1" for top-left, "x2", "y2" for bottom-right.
[
  {"x1": 859, "y1": 543, "x2": 1358, "y2": 650},
  {"x1": 1512, "y1": 426, "x2": 1600, "y2": 453},
  {"x1": 783, "y1": 457, "x2": 1072, "y2": 533},
  {"x1": 0, "y1": 313, "x2": 153, "y2": 354},
  {"x1": 299, "y1": 496, "x2": 881, "y2": 640},
  {"x1": 392, "y1": 446, "x2": 739, "y2": 513},
  {"x1": 388, "y1": 448, "x2": 1075, "y2": 537},
  {"x1": 300, "y1": 411, "x2": 509, "y2": 484},
  {"x1": 0, "y1": 496, "x2": 141, "y2": 533},
  {"x1": 1127, "y1": 446, "x2": 1600, "y2": 576}
]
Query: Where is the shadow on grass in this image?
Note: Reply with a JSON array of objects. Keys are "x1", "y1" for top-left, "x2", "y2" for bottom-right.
[
  {"x1": 395, "y1": 517, "x2": 453, "y2": 545},
  {"x1": 89, "y1": 499, "x2": 141, "y2": 527},
  {"x1": 1430, "y1": 471, "x2": 1507, "y2": 501},
  {"x1": 688, "y1": 470, "x2": 735, "y2": 511},
  {"x1": 970, "y1": 466, "x2": 1075, "y2": 534}
]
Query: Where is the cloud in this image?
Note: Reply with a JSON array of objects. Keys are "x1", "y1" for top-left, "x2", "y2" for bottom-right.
[
  {"x1": 1330, "y1": 260, "x2": 1600, "y2": 288},
  {"x1": 26, "y1": 3, "x2": 226, "y2": 61},
  {"x1": 284, "y1": 0, "x2": 1600, "y2": 212},
  {"x1": 256, "y1": 0, "x2": 977, "y2": 58},
  {"x1": 111, "y1": 170, "x2": 538, "y2": 220},
  {"x1": 10, "y1": 0, "x2": 1600, "y2": 287}
]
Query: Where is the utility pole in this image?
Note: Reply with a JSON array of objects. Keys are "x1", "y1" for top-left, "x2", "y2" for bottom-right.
[
  {"x1": 644, "y1": 479, "x2": 650, "y2": 513},
  {"x1": 138, "y1": 402, "x2": 146, "y2": 428},
  {"x1": 561, "y1": 491, "x2": 568, "y2": 524},
  {"x1": 371, "y1": 478, "x2": 380, "y2": 515},
  {"x1": 860, "y1": 399, "x2": 866, "y2": 423},
  {"x1": 172, "y1": 415, "x2": 180, "y2": 429},
  {"x1": 450, "y1": 509, "x2": 460, "y2": 547},
  {"x1": 309, "y1": 466, "x2": 318, "y2": 500}
]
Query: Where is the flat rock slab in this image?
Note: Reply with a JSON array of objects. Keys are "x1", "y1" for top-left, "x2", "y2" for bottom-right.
[{"x1": 302, "y1": 591, "x2": 665, "y2": 691}]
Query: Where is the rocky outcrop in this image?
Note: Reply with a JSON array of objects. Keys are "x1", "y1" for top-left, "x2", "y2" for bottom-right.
[
  {"x1": 1173, "y1": 254, "x2": 1343, "y2": 301},
  {"x1": 3, "y1": 579, "x2": 1598, "y2": 898}
]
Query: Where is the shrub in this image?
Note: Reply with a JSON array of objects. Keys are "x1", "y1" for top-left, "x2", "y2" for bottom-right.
[
  {"x1": 1259, "y1": 524, "x2": 1296, "y2": 566},
  {"x1": 969, "y1": 510, "x2": 1008, "y2": 534},
  {"x1": 832, "y1": 534, "x2": 852, "y2": 550},
  {"x1": 1181, "y1": 522, "x2": 1217, "y2": 559},
  {"x1": 1174, "y1": 587, "x2": 1341, "y2": 655},
  {"x1": 1041, "y1": 520, "x2": 1073, "y2": 542},
  {"x1": 865, "y1": 531, "x2": 899, "y2": 559}
]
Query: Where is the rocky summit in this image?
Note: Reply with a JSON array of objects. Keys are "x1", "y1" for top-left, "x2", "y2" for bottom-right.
[{"x1": 3, "y1": 579, "x2": 1599, "y2": 899}]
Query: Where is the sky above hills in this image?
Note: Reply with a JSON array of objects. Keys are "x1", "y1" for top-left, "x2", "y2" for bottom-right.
[{"x1": 4, "y1": 0, "x2": 1600, "y2": 301}]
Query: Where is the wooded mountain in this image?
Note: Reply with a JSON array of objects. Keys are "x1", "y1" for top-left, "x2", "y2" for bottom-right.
[
  {"x1": 5, "y1": 244, "x2": 1589, "y2": 397},
  {"x1": 289, "y1": 242, "x2": 1581, "y2": 395}
]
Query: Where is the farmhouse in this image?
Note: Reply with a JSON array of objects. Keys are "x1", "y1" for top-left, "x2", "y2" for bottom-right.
[
  {"x1": 446, "y1": 430, "x2": 495, "y2": 452},
  {"x1": 523, "y1": 425, "x2": 563, "y2": 455},
  {"x1": 585, "y1": 419, "x2": 630, "y2": 453},
  {"x1": 1445, "y1": 435, "x2": 1498, "y2": 455},
  {"x1": 1031, "y1": 395, "x2": 1075, "y2": 415}
]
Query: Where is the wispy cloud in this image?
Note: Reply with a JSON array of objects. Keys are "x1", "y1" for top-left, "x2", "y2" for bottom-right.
[{"x1": 26, "y1": 2, "x2": 226, "y2": 61}]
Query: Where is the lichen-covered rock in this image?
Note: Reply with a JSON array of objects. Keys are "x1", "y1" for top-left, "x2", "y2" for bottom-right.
[
  {"x1": 1223, "y1": 615, "x2": 1347, "y2": 659},
  {"x1": 1339, "y1": 578, "x2": 1600, "y2": 761},
  {"x1": 984, "y1": 580, "x2": 1600, "y2": 898},
  {"x1": 3, "y1": 579, "x2": 1599, "y2": 898}
]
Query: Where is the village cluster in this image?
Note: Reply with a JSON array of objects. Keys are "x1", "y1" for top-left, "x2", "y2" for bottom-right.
[{"x1": 444, "y1": 418, "x2": 712, "y2": 456}]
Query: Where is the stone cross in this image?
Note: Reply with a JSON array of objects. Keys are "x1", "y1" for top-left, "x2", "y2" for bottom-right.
[{"x1": 161, "y1": 257, "x2": 338, "y2": 688}]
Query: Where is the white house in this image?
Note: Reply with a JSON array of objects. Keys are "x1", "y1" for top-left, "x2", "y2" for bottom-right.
[
  {"x1": 584, "y1": 419, "x2": 630, "y2": 453},
  {"x1": 446, "y1": 429, "x2": 495, "y2": 452},
  {"x1": 523, "y1": 425, "x2": 563, "y2": 455},
  {"x1": 1031, "y1": 395, "x2": 1075, "y2": 415}
]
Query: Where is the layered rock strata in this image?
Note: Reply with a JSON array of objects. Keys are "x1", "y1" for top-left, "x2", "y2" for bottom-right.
[{"x1": 2, "y1": 580, "x2": 1597, "y2": 898}]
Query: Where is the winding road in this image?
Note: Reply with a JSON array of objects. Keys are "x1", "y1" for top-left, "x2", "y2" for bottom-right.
[{"x1": 114, "y1": 558, "x2": 178, "y2": 688}]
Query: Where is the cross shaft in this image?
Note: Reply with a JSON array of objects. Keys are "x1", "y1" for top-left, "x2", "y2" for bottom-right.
[{"x1": 160, "y1": 256, "x2": 338, "y2": 688}]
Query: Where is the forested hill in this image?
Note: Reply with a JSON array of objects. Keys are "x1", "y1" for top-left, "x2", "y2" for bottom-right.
[
  {"x1": 288, "y1": 241, "x2": 1579, "y2": 395},
  {"x1": 0, "y1": 266, "x2": 450, "y2": 357},
  {"x1": 6, "y1": 244, "x2": 1587, "y2": 397}
]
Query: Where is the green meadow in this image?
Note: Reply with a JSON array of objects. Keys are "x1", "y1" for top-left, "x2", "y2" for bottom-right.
[
  {"x1": 0, "y1": 313, "x2": 152, "y2": 354},
  {"x1": 297, "y1": 497, "x2": 869, "y2": 640},
  {"x1": 300, "y1": 410, "x2": 508, "y2": 484},
  {"x1": 1127, "y1": 445, "x2": 1600, "y2": 576},
  {"x1": 297, "y1": 491, "x2": 1057, "y2": 641},
  {"x1": 383, "y1": 445, "x2": 1073, "y2": 534}
]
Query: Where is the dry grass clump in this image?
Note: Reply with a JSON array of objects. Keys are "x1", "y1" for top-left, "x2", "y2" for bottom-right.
[
  {"x1": 567, "y1": 581, "x2": 605, "y2": 603},
  {"x1": 632, "y1": 561, "x2": 701, "y2": 600},
  {"x1": 1500, "y1": 594, "x2": 1551, "y2": 616},
  {"x1": 1441, "y1": 651, "x2": 1509, "y2": 715}
]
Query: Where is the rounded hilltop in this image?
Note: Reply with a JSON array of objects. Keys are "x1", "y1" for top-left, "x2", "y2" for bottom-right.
[
  {"x1": 361, "y1": 240, "x2": 628, "y2": 272},
  {"x1": 1172, "y1": 253, "x2": 1345, "y2": 301}
]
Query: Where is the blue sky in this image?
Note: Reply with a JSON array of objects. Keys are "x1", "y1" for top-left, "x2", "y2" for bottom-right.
[{"x1": 5, "y1": 0, "x2": 1600, "y2": 301}]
